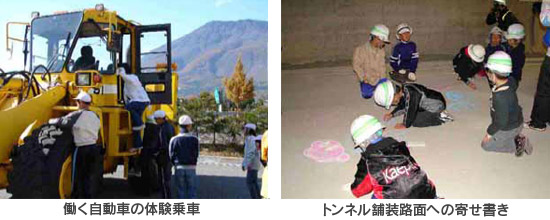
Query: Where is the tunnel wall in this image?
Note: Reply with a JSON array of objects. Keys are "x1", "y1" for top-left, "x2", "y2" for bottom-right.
[{"x1": 282, "y1": 0, "x2": 546, "y2": 65}]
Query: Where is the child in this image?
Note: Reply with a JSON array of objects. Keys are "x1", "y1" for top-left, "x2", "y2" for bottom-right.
[
  {"x1": 353, "y1": 24, "x2": 391, "y2": 99},
  {"x1": 349, "y1": 115, "x2": 437, "y2": 199},
  {"x1": 479, "y1": 26, "x2": 506, "y2": 83},
  {"x1": 390, "y1": 23, "x2": 419, "y2": 82},
  {"x1": 453, "y1": 44, "x2": 486, "y2": 90},
  {"x1": 504, "y1": 23, "x2": 526, "y2": 85},
  {"x1": 485, "y1": 27, "x2": 507, "y2": 64},
  {"x1": 373, "y1": 81, "x2": 453, "y2": 130},
  {"x1": 482, "y1": 51, "x2": 532, "y2": 157},
  {"x1": 242, "y1": 123, "x2": 261, "y2": 199}
]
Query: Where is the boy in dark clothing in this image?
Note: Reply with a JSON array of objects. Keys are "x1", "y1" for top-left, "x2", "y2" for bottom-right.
[
  {"x1": 482, "y1": 51, "x2": 532, "y2": 156},
  {"x1": 170, "y1": 115, "x2": 199, "y2": 199},
  {"x1": 504, "y1": 24, "x2": 526, "y2": 85},
  {"x1": 453, "y1": 44, "x2": 486, "y2": 90},
  {"x1": 374, "y1": 81, "x2": 453, "y2": 130},
  {"x1": 480, "y1": 27, "x2": 506, "y2": 79},
  {"x1": 486, "y1": 0, "x2": 520, "y2": 32},
  {"x1": 153, "y1": 110, "x2": 175, "y2": 199},
  {"x1": 139, "y1": 116, "x2": 161, "y2": 196},
  {"x1": 349, "y1": 115, "x2": 437, "y2": 199},
  {"x1": 485, "y1": 27, "x2": 507, "y2": 63},
  {"x1": 390, "y1": 23, "x2": 419, "y2": 82}
]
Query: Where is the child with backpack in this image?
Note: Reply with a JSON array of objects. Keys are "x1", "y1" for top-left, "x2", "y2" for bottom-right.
[{"x1": 349, "y1": 115, "x2": 438, "y2": 199}]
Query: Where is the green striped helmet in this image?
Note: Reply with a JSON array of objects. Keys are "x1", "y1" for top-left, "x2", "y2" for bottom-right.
[
  {"x1": 350, "y1": 115, "x2": 384, "y2": 146},
  {"x1": 374, "y1": 80, "x2": 395, "y2": 110},
  {"x1": 486, "y1": 51, "x2": 512, "y2": 77},
  {"x1": 505, "y1": 23, "x2": 525, "y2": 40},
  {"x1": 370, "y1": 24, "x2": 390, "y2": 43}
]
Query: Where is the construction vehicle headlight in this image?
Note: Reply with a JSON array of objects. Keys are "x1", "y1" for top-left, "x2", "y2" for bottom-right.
[{"x1": 76, "y1": 73, "x2": 91, "y2": 86}]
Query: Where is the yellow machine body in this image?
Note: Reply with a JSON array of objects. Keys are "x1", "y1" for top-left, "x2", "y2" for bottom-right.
[{"x1": 0, "y1": 6, "x2": 178, "y2": 197}]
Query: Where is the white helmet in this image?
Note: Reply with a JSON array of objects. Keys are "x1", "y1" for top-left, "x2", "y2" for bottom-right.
[
  {"x1": 489, "y1": 26, "x2": 503, "y2": 36},
  {"x1": 505, "y1": 23, "x2": 525, "y2": 40},
  {"x1": 395, "y1": 23, "x2": 412, "y2": 40},
  {"x1": 467, "y1": 44, "x2": 486, "y2": 63},
  {"x1": 540, "y1": 2, "x2": 550, "y2": 27},
  {"x1": 494, "y1": 0, "x2": 506, "y2": 6},
  {"x1": 74, "y1": 90, "x2": 92, "y2": 103},
  {"x1": 178, "y1": 115, "x2": 193, "y2": 125},
  {"x1": 153, "y1": 110, "x2": 166, "y2": 118},
  {"x1": 486, "y1": 51, "x2": 512, "y2": 77},
  {"x1": 374, "y1": 80, "x2": 395, "y2": 110},
  {"x1": 244, "y1": 123, "x2": 257, "y2": 131},
  {"x1": 350, "y1": 115, "x2": 384, "y2": 146},
  {"x1": 370, "y1": 24, "x2": 390, "y2": 43}
]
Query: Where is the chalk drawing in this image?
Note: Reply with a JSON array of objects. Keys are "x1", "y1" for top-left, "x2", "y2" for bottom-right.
[
  {"x1": 304, "y1": 140, "x2": 350, "y2": 163},
  {"x1": 431, "y1": 83, "x2": 453, "y2": 92},
  {"x1": 445, "y1": 91, "x2": 476, "y2": 112}
]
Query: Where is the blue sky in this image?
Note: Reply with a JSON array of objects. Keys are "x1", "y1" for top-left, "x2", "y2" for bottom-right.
[{"x1": 0, "y1": 0, "x2": 267, "y2": 71}]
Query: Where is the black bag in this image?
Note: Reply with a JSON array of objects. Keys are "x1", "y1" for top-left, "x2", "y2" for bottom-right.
[{"x1": 364, "y1": 138, "x2": 436, "y2": 199}]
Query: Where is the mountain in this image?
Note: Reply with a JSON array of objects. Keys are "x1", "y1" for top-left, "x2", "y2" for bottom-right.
[{"x1": 145, "y1": 19, "x2": 268, "y2": 98}]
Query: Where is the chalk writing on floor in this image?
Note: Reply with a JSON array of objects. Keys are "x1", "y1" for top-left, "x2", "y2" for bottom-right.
[
  {"x1": 304, "y1": 140, "x2": 350, "y2": 163},
  {"x1": 445, "y1": 91, "x2": 476, "y2": 112}
]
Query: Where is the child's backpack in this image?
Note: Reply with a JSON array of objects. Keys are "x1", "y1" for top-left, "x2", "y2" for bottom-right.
[{"x1": 364, "y1": 137, "x2": 436, "y2": 199}]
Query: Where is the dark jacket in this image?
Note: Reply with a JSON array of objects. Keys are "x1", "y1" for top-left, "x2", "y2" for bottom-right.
[
  {"x1": 350, "y1": 137, "x2": 437, "y2": 199},
  {"x1": 391, "y1": 83, "x2": 446, "y2": 128},
  {"x1": 142, "y1": 122, "x2": 160, "y2": 152},
  {"x1": 169, "y1": 132, "x2": 199, "y2": 166},
  {"x1": 486, "y1": 9, "x2": 520, "y2": 31},
  {"x1": 487, "y1": 78, "x2": 523, "y2": 135},
  {"x1": 507, "y1": 43, "x2": 526, "y2": 83},
  {"x1": 158, "y1": 122, "x2": 175, "y2": 151},
  {"x1": 453, "y1": 46, "x2": 484, "y2": 84}
]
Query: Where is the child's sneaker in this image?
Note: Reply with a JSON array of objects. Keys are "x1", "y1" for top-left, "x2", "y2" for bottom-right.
[
  {"x1": 515, "y1": 135, "x2": 524, "y2": 157},
  {"x1": 439, "y1": 110, "x2": 454, "y2": 122},
  {"x1": 389, "y1": 70, "x2": 407, "y2": 84},
  {"x1": 514, "y1": 134, "x2": 533, "y2": 157},
  {"x1": 524, "y1": 121, "x2": 546, "y2": 132},
  {"x1": 408, "y1": 72, "x2": 416, "y2": 81}
]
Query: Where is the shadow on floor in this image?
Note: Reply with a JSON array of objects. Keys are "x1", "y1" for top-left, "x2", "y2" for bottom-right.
[{"x1": 98, "y1": 175, "x2": 262, "y2": 199}]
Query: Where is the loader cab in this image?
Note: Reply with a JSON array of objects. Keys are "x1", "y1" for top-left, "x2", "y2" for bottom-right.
[
  {"x1": 28, "y1": 11, "x2": 174, "y2": 105},
  {"x1": 29, "y1": 12, "x2": 82, "y2": 73}
]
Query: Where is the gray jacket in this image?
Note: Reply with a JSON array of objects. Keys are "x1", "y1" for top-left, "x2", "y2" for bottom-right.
[{"x1": 242, "y1": 135, "x2": 261, "y2": 170}]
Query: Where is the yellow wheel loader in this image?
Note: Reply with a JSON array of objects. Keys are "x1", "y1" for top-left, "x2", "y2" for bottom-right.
[{"x1": 0, "y1": 4, "x2": 178, "y2": 198}]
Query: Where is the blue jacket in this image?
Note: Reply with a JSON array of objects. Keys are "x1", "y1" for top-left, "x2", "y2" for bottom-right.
[
  {"x1": 169, "y1": 132, "x2": 199, "y2": 166},
  {"x1": 390, "y1": 41, "x2": 419, "y2": 73}
]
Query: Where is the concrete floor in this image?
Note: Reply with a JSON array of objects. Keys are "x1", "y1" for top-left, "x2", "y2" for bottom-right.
[{"x1": 282, "y1": 59, "x2": 550, "y2": 199}]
